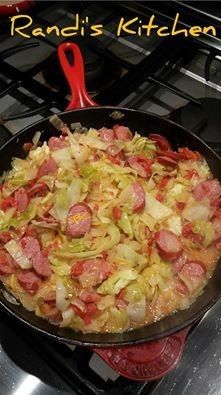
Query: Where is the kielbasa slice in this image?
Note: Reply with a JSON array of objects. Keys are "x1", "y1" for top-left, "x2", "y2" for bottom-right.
[
  {"x1": 99, "y1": 127, "x2": 115, "y2": 142},
  {"x1": 149, "y1": 134, "x2": 172, "y2": 151},
  {"x1": 179, "y1": 261, "x2": 205, "y2": 292},
  {"x1": 38, "y1": 157, "x2": 57, "y2": 179},
  {"x1": 0, "y1": 250, "x2": 14, "y2": 275},
  {"x1": 156, "y1": 150, "x2": 181, "y2": 161},
  {"x1": 14, "y1": 187, "x2": 29, "y2": 213},
  {"x1": 172, "y1": 254, "x2": 186, "y2": 275},
  {"x1": 113, "y1": 124, "x2": 133, "y2": 141},
  {"x1": 17, "y1": 271, "x2": 41, "y2": 293},
  {"x1": 132, "y1": 182, "x2": 145, "y2": 213},
  {"x1": 127, "y1": 156, "x2": 153, "y2": 178},
  {"x1": 155, "y1": 229, "x2": 183, "y2": 261},
  {"x1": 48, "y1": 136, "x2": 69, "y2": 151},
  {"x1": 27, "y1": 182, "x2": 49, "y2": 198},
  {"x1": 20, "y1": 236, "x2": 51, "y2": 277},
  {"x1": 66, "y1": 203, "x2": 92, "y2": 238},
  {"x1": 157, "y1": 156, "x2": 177, "y2": 168},
  {"x1": 193, "y1": 179, "x2": 221, "y2": 202}
]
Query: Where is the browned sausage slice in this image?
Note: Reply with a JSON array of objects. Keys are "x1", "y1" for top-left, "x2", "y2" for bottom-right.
[
  {"x1": 27, "y1": 182, "x2": 49, "y2": 198},
  {"x1": 0, "y1": 250, "x2": 14, "y2": 275},
  {"x1": 20, "y1": 236, "x2": 51, "y2": 277},
  {"x1": 155, "y1": 229, "x2": 183, "y2": 261},
  {"x1": 17, "y1": 271, "x2": 41, "y2": 293},
  {"x1": 66, "y1": 203, "x2": 92, "y2": 238},
  {"x1": 127, "y1": 156, "x2": 153, "y2": 178},
  {"x1": 48, "y1": 136, "x2": 69, "y2": 151},
  {"x1": 149, "y1": 134, "x2": 172, "y2": 151},
  {"x1": 14, "y1": 187, "x2": 29, "y2": 213},
  {"x1": 38, "y1": 157, "x2": 57, "y2": 179},
  {"x1": 172, "y1": 254, "x2": 186, "y2": 275},
  {"x1": 179, "y1": 261, "x2": 205, "y2": 292},
  {"x1": 113, "y1": 124, "x2": 133, "y2": 141},
  {"x1": 193, "y1": 179, "x2": 221, "y2": 202},
  {"x1": 132, "y1": 182, "x2": 145, "y2": 213},
  {"x1": 157, "y1": 156, "x2": 177, "y2": 168},
  {"x1": 99, "y1": 127, "x2": 115, "y2": 142}
]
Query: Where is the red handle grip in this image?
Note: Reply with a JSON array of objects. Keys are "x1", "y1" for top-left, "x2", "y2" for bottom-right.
[{"x1": 58, "y1": 42, "x2": 97, "y2": 110}]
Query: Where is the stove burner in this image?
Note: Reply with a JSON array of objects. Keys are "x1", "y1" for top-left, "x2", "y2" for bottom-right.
[
  {"x1": 170, "y1": 98, "x2": 221, "y2": 153},
  {"x1": 43, "y1": 38, "x2": 122, "y2": 96}
]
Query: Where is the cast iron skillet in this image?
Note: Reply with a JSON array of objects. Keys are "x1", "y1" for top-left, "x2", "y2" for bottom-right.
[{"x1": 0, "y1": 43, "x2": 221, "y2": 347}]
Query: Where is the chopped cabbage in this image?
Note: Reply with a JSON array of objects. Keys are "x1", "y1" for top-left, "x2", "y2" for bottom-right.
[
  {"x1": 97, "y1": 269, "x2": 137, "y2": 295},
  {"x1": 167, "y1": 215, "x2": 182, "y2": 235},
  {"x1": 5, "y1": 240, "x2": 32, "y2": 269},
  {"x1": 115, "y1": 243, "x2": 147, "y2": 270},
  {"x1": 145, "y1": 192, "x2": 173, "y2": 220}
]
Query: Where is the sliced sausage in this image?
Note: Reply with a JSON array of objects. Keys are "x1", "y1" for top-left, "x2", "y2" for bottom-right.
[
  {"x1": 175, "y1": 279, "x2": 188, "y2": 295},
  {"x1": 127, "y1": 156, "x2": 153, "y2": 178},
  {"x1": 113, "y1": 124, "x2": 133, "y2": 141},
  {"x1": 157, "y1": 156, "x2": 177, "y2": 167},
  {"x1": 48, "y1": 136, "x2": 69, "y2": 151},
  {"x1": 17, "y1": 270, "x2": 41, "y2": 293},
  {"x1": 0, "y1": 250, "x2": 14, "y2": 275},
  {"x1": 14, "y1": 187, "x2": 29, "y2": 213},
  {"x1": 99, "y1": 127, "x2": 115, "y2": 142},
  {"x1": 80, "y1": 290, "x2": 100, "y2": 303},
  {"x1": 149, "y1": 134, "x2": 172, "y2": 151},
  {"x1": 27, "y1": 182, "x2": 49, "y2": 198},
  {"x1": 1, "y1": 196, "x2": 17, "y2": 212},
  {"x1": 172, "y1": 254, "x2": 186, "y2": 275},
  {"x1": 155, "y1": 229, "x2": 183, "y2": 261},
  {"x1": 156, "y1": 150, "x2": 181, "y2": 161},
  {"x1": 38, "y1": 157, "x2": 57, "y2": 179},
  {"x1": 132, "y1": 182, "x2": 145, "y2": 213},
  {"x1": 193, "y1": 180, "x2": 221, "y2": 202},
  {"x1": 179, "y1": 261, "x2": 205, "y2": 292},
  {"x1": 178, "y1": 147, "x2": 201, "y2": 161},
  {"x1": 71, "y1": 259, "x2": 109, "y2": 284},
  {"x1": 66, "y1": 203, "x2": 92, "y2": 238},
  {"x1": 20, "y1": 236, "x2": 51, "y2": 277},
  {"x1": 0, "y1": 231, "x2": 12, "y2": 244}
]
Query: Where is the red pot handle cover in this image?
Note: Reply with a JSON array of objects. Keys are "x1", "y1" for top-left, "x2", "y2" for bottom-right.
[
  {"x1": 58, "y1": 42, "x2": 97, "y2": 110},
  {"x1": 93, "y1": 327, "x2": 190, "y2": 381},
  {"x1": 0, "y1": 0, "x2": 34, "y2": 16}
]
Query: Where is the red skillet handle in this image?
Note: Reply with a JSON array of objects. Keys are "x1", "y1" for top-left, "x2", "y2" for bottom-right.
[{"x1": 58, "y1": 42, "x2": 97, "y2": 110}]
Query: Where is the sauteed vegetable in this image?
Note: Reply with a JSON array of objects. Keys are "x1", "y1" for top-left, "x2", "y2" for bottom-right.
[{"x1": 0, "y1": 123, "x2": 220, "y2": 333}]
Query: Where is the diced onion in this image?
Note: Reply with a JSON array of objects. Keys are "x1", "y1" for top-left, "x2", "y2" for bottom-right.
[
  {"x1": 32, "y1": 131, "x2": 41, "y2": 147},
  {"x1": 2, "y1": 290, "x2": 19, "y2": 305},
  {"x1": 56, "y1": 279, "x2": 70, "y2": 312},
  {"x1": 126, "y1": 296, "x2": 146, "y2": 323},
  {"x1": 60, "y1": 308, "x2": 74, "y2": 327},
  {"x1": 49, "y1": 114, "x2": 64, "y2": 130}
]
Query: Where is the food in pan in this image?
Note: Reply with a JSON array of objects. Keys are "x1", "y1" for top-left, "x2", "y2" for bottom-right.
[{"x1": 0, "y1": 122, "x2": 220, "y2": 333}]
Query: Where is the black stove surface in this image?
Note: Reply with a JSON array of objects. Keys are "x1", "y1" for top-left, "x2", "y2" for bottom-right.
[{"x1": 170, "y1": 97, "x2": 221, "y2": 155}]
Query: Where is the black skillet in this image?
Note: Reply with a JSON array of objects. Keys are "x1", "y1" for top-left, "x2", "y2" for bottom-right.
[{"x1": 0, "y1": 42, "x2": 221, "y2": 348}]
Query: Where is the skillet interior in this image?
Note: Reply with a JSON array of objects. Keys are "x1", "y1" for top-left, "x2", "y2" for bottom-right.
[{"x1": 0, "y1": 106, "x2": 221, "y2": 347}]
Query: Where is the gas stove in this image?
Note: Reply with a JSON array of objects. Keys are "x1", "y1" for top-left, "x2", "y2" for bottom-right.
[{"x1": 0, "y1": 2, "x2": 221, "y2": 395}]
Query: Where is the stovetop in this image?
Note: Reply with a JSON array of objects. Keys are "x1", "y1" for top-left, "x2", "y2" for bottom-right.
[{"x1": 0, "y1": 1, "x2": 221, "y2": 394}]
